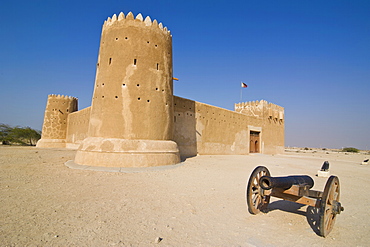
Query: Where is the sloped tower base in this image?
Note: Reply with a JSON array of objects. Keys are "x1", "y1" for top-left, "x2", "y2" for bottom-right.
[
  {"x1": 36, "y1": 139, "x2": 66, "y2": 148},
  {"x1": 74, "y1": 137, "x2": 180, "y2": 168}
]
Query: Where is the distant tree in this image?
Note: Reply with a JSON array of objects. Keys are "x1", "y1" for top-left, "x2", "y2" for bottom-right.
[
  {"x1": 10, "y1": 127, "x2": 41, "y2": 146},
  {"x1": 0, "y1": 124, "x2": 41, "y2": 146},
  {"x1": 341, "y1": 147, "x2": 359, "y2": 153},
  {"x1": 0, "y1": 123, "x2": 13, "y2": 144}
]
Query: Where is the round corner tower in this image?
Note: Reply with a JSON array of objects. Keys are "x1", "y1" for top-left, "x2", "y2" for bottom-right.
[
  {"x1": 75, "y1": 12, "x2": 180, "y2": 167},
  {"x1": 36, "y1": 94, "x2": 78, "y2": 148}
]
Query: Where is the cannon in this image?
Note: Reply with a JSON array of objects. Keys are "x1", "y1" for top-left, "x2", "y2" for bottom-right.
[{"x1": 246, "y1": 166, "x2": 344, "y2": 237}]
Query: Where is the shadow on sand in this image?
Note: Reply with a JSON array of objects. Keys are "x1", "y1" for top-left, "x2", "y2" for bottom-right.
[{"x1": 266, "y1": 200, "x2": 321, "y2": 236}]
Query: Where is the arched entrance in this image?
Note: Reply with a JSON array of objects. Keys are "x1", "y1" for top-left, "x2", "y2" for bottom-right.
[{"x1": 250, "y1": 131, "x2": 260, "y2": 153}]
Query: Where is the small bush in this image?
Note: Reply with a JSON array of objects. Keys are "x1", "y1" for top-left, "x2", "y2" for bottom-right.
[
  {"x1": 342, "y1": 147, "x2": 359, "y2": 153},
  {"x1": 0, "y1": 123, "x2": 41, "y2": 146}
]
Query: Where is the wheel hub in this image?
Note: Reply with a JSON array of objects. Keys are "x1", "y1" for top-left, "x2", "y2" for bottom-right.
[{"x1": 332, "y1": 201, "x2": 344, "y2": 215}]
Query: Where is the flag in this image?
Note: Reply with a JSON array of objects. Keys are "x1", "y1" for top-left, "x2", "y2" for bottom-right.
[{"x1": 241, "y1": 82, "x2": 248, "y2": 88}]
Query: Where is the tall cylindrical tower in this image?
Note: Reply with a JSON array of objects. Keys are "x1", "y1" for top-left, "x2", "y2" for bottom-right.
[
  {"x1": 75, "y1": 12, "x2": 180, "y2": 167},
  {"x1": 36, "y1": 94, "x2": 78, "y2": 148}
]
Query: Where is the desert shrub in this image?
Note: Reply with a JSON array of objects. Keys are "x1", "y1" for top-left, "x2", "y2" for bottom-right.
[
  {"x1": 341, "y1": 147, "x2": 359, "y2": 153},
  {"x1": 0, "y1": 123, "x2": 41, "y2": 146},
  {"x1": 0, "y1": 123, "x2": 12, "y2": 144}
]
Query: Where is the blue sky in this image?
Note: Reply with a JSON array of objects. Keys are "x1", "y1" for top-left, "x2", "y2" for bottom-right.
[{"x1": 0, "y1": 0, "x2": 369, "y2": 149}]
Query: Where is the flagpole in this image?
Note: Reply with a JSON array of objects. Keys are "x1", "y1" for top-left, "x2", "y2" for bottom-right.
[
  {"x1": 240, "y1": 82, "x2": 248, "y2": 102},
  {"x1": 240, "y1": 86, "x2": 242, "y2": 102}
]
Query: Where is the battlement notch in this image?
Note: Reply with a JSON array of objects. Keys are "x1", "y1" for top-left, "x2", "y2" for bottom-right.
[{"x1": 103, "y1": 12, "x2": 171, "y2": 36}]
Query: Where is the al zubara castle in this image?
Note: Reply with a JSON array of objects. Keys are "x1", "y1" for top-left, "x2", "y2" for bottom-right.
[{"x1": 36, "y1": 12, "x2": 285, "y2": 168}]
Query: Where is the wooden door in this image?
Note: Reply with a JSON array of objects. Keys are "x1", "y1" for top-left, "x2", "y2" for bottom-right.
[{"x1": 250, "y1": 131, "x2": 260, "y2": 153}]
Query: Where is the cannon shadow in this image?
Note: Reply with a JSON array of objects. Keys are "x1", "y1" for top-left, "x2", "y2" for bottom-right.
[
  {"x1": 267, "y1": 200, "x2": 307, "y2": 216},
  {"x1": 266, "y1": 201, "x2": 320, "y2": 235}
]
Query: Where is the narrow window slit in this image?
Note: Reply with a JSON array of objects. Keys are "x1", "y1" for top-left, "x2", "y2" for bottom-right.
[{"x1": 134, "y1": 59, "x2": 137, "y2": 65}]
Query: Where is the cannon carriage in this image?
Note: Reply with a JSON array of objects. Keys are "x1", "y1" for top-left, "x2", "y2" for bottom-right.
[{"x1": 246, "y1": 166, "x2": 344, "y2": 237}]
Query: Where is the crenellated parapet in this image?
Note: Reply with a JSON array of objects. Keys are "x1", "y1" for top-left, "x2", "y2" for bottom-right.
[
  {"x1": 266, "y1": 101, "x2": 284, "y2": 121},
  {"x1": 47, "y1": 94, "x2": 78, "y2": 100},
  {"x1": 103, "y1": 12, "x2": 171, "y2": 37},
  {"x1": 235, "y1": 100, "x2": 284, "y2": 122}
]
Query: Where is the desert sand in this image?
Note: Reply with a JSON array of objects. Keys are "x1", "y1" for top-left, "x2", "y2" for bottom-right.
[{"x1": 1, "y1": 146, "x2": 369, "y2": 246}]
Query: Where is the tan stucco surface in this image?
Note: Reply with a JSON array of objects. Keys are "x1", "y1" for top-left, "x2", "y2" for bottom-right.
[
  {"x1": 37, "y1": 12, "x2": 285, "y2": 167},
  {"x1": 65, "y1": 106, "x2": 90, "y2": 148},
  {"x1": 174, "y1": 97, "x2": 284, "y2": 159},
  {"x1": 36, "y1": 95, "x2": 77, "y2": 148},
  {"x1": 88, "y1": 12, "x2": 174, "y2": 140}
]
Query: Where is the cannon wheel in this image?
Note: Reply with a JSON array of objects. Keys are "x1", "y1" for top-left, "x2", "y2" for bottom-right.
[
  {"x1": 246, "y1": 166, "x2": 271, "y2": 214},
  {"x1": 319, "y1": 176, "x2": 340, "y2": 237}
]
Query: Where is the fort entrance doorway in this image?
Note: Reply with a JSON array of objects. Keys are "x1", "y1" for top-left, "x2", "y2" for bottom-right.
[{"x1": 250, "y1": 131, "x2": 260, "y2": 153}]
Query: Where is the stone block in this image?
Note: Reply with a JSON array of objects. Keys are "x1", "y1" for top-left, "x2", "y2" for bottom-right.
[{"x1": 317, "y1": 170, "x2": 330, "y2": 178}]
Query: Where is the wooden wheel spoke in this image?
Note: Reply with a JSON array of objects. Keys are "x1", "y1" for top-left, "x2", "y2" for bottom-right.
[
  {"x1": 325, "y1": 214, "x2": 331, "y2": 228},
  {"x1": 333, "y1": 191, "x2": 339, "y2": 200},
  {"x1": 252, "y1": 193, "x2": 258, "y2": 200},
  {"x1": 328, "y1": 188, "x2": 335, "y2": 202},
  {"x1": 252, "y1": 178, "x2": 258, "y2": 187},
  {"x1": 253, "y1": 195, "x2": 261, "y2": 206}
]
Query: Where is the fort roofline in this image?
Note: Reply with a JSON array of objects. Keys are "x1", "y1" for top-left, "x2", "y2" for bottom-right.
[
  {"x1": 103, "y1": 12, "x2": 171, "y2": 36},
  {"x1": 48, "y1": 94, "x2": 77, "y2": 100}
]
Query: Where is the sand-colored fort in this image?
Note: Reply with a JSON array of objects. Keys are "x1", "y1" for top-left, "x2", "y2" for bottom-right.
[{"x1": 36, "y1": 12, "x2": 284, "y2": 167}]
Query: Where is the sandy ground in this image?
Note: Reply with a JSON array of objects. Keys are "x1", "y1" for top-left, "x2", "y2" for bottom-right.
[{"x1": 1, "y1": 146, "x2": 369, "y2": 247}]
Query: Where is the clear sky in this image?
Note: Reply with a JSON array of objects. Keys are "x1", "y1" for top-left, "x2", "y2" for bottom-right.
[{"x1": 0, "y1": 0, "x2": 369, "y2": 150}]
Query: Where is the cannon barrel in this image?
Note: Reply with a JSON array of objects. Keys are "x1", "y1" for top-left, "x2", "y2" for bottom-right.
[{"x1": 259, "y1": 175, "x2": 314, "y2": 190}]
